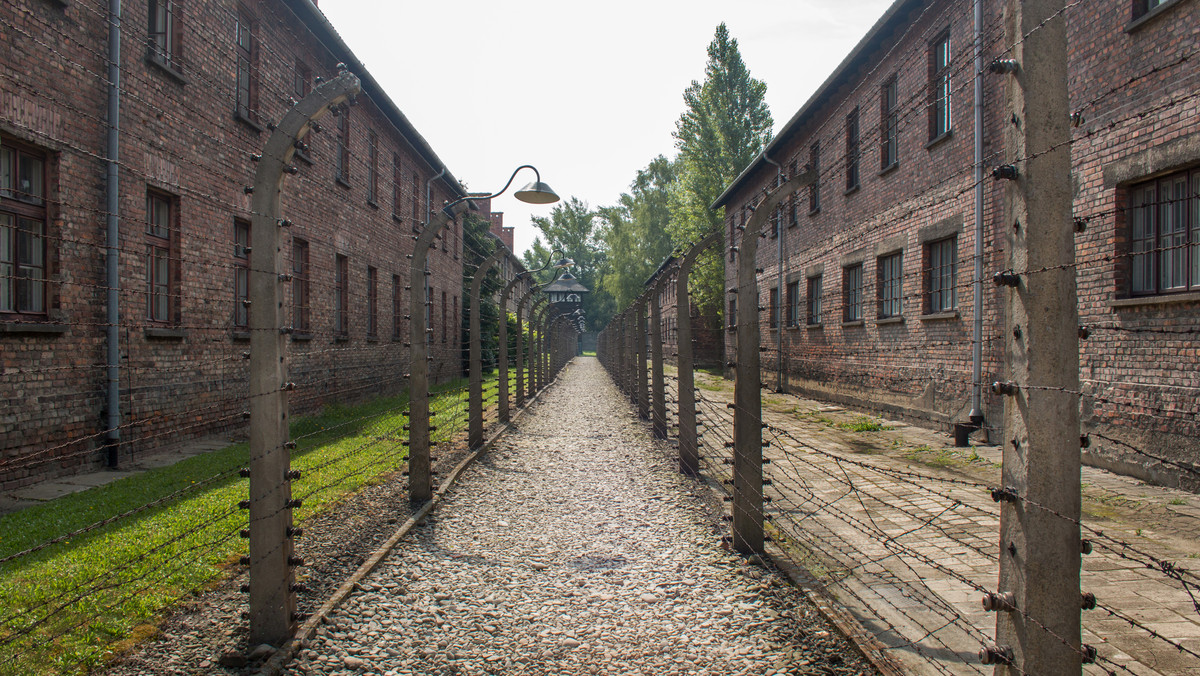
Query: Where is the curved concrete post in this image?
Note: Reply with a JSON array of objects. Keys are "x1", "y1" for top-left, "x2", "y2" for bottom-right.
[
  {"x1": 528, "y1": 298, "x2": 548, "y2": 396},
  {"x1": 514, "y1": 285, "x2": 538, "y2": 408},
  {"x1": 498, "y1": 273, "x2": 528, "y2": 422},
  {"x1": 676, "y1": 230, "x2": 721, "y2": 476},
  {"x1": 731, "y1": 166, "x2": 816, "y2": 555},
  {"x1": 636, "y1": 295, "x2": 649, "y2": 421},
  {"x1": 469, "y1": 246, "x2": 506, "y2": 449},
  {"x1": 650, "y1": 268, "x2": 672, "y2": 439}
]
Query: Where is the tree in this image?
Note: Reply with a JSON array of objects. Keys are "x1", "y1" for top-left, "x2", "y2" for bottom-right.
[
  {"x1": 460, "y1": 212, "x2": 502, "y2": 376},
  {"x1": 670, "y1": 22, "x2": 773, "y2": 312},
  {"x1": 526, "y1": 197, "x2": 614, "y2": 332},
  {"x1": 599, "y1": 155, "x2": 678, "y2": 309}
]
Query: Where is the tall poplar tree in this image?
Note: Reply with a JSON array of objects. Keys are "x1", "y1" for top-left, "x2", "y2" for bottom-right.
[
  {"x1": 599, "y1": 155, "x2": 677, "y2": 309},
  {"x1": 670, "y1": 22, "x2": 773, "y2": 312}
]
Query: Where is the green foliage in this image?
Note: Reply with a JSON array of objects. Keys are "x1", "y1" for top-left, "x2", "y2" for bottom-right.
[
  {"x1": 525, "y1": 197, "x2": 614, "y2": 332},
  {"x1": 668, "y1": 22, "x2": 773, "y2": 313},
  {"x1": 598, "y1": 156, "x2": 678, "y2": 309}
]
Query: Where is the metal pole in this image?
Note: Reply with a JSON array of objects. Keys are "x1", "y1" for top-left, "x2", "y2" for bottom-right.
[
  {"x1": 677, "y1": 231, "x2": 720, "y2": 476},
  {"x1": 468, "y1": 247, "x2": 506, "y2": 449},
  {"x1": 732, "y1": 168, "x2": 815, "y2": 556},
  {"x1": 650, "y1": 272, "x2": 669, "y2": 439},
  {"x1": 248, "y1": 71, "x2": 361, "y2": 646},
  {"x1": 990, "y1": 0, "x2": 1081, "y2": 670}
]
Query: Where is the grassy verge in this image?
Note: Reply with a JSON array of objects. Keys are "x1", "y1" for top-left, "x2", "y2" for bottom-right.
[{"x1": 0, "y1": 372, "x2": 504, "y2": 675}]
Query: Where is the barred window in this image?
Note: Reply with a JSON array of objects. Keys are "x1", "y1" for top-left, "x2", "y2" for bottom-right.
[
  {"x1": 844, "y1": 264, "x2": 863, "y2": 322},
  {"x1": 929, "y1": 30, "x2": 952, "y2": 140},
  {"x1": 807, "y1": 275, "x2": 823, "y2": 325},
  {"x1": 0, "y1": 142, "x2": 48, "y2": 316},
  {"x1": 878, "y1": 252, "x2": 903, "y2": 319},
  {"x1": 1129, "y1": 168, "x2": 1200, "y2": 295},
  {"x1": 233, "y1": 220, "x2": 249, "y2": 327},
  {"x1": 927, "y1": 237, "x2": 957, "y2": 312}
]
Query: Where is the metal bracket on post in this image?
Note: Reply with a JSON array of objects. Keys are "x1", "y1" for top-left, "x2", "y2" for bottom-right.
[
  {"x1": 994, "y1": 0, "x2": 1082, "y2": 670},
  {"x1": 248, "y1": 70, "x2": 361, "y2": 647},
  {"x1": 677, "y1": 230, "x2": 721, "y2": 476},
  {"x1": 469, "y1": 246, "x2": 506, "y2": 449},
  {"x1": 732, "y1": 167, "x2": 816, "y2": 556}
]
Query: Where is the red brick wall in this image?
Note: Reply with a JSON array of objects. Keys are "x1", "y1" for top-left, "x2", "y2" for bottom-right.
[{"x1": 0, "y1": 0, "x2": 467, "y2": 489}]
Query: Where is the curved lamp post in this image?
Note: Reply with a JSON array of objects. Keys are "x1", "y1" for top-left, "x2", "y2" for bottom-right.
[{"x1": 408, "y1": 165, "x2": 557, "y2": 504}]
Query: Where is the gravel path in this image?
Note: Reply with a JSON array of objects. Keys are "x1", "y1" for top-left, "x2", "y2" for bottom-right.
[{"x1": 286, "y1": 357, "x2": 874, "y2": 676}]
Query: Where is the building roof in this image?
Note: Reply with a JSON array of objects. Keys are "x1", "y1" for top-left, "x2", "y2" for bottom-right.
[
  {"x1": 712, "y1": 0, "x2": 923, "y2": 209},
  {"x1": 283, "y1": 0, "x2": 467, "y2": 200},
  {"x1": 542, "y1": 272, "x2": 589, "y2": 294}
]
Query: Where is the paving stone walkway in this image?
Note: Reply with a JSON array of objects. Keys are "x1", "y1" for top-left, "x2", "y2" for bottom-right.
[{"x1": 284, "y1": 357, "x2": 874, "y2": 676}]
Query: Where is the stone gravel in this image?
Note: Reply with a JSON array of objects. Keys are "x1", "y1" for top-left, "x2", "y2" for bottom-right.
[{"x1": 285, "y1": 357, "x2": 874, "y2": 676}]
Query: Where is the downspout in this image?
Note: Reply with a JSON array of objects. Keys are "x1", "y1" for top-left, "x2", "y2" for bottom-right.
[
  {"x1": 970, "y1": 0, "x2": 985, "y2": 427},
  {"x1": 763, "y1": 151, "x2": 784, "y2": 392},
  {"x1": 104, "y1": 0, "x2": 122, "y2": 467},
  {"x1": 423, "y1": 167, "x2": 446, "y2": 362}
]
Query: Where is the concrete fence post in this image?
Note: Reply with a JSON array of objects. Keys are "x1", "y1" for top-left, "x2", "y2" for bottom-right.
[
  {"x1": 498, "y1": 274, "x2": 527, "y2": 422},
  {"x1": 514, "y1": 285, "x2": 536, "y2": 408},
  {"x1": 468, "y1": 246, "x2": 506, "y2": 449},
  {"x1": 247, "y1": 70, "x2": 360, "y2": 646},
  {"x1": 676, "y1": 230, "x2": 721, "y2": 476},
  {"x1": 650, "y1": 272, "x2": 669, "y2": 439},
  {"x1": 732, "y1": 167, "x2": 815, "y2": 556},
  {"x1": 990, "y1": 0, "x2": 1082, "y2": 670},
  {"x1": 636, "y1": 296, "x2": 649, "y2": 420}
]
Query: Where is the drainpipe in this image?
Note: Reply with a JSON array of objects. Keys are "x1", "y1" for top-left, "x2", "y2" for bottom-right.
[
  {"x1": 970, "y1": 0, "x2": 985, "y2": 428},
  {"x1": 763, "y1": 151, "x2": 784, "y2": 392},
  {"x1": 104, "y1": 0, "x2": 122, "y2": 467}
]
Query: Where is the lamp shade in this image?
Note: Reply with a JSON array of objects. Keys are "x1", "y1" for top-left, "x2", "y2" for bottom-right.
[
  {"x1": 554, "y1": 256, "x2": 575, "y2": 269},
  {"x1": 514, "y1": 181, "x2": 560, "y2": 205}
]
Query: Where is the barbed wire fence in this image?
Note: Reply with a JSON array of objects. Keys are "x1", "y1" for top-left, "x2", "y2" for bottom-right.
[{"x1": 597, "y1": 0, "x2": 1200, "y2": 671}]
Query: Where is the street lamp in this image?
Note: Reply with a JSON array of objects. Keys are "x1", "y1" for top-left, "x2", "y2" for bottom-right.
[{"x1": 409, "y1": 165, "x2": 558, "y2": 504}]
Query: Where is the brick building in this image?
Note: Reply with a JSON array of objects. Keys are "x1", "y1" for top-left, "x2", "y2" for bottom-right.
[
  {"x1": 645, "y1": 256, "x2": 723, "y2": 369},
  {"x1": 716, "y1": 0, "x2": 1199, "y2": 488},
  {"x1": 0, "y1": 0, "x2": 476, "y2": 489}
]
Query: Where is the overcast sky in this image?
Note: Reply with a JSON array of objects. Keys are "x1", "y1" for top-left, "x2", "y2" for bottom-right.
[{"x1": 319, "y1": 0, "x2": 894, "y2": 255}]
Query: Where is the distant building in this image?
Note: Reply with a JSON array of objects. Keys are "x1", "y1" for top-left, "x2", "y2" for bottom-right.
[
  {"x1": 467, "y1": 195, "x2": 515, "y2": 252},
  {"x1": 716, "y1": 0, "x2": 1200, "y2": 489}
]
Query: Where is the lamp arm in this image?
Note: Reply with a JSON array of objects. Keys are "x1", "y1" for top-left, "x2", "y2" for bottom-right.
[{"x1": 443, "y1": 165, "x2": 541, "y2": 215}]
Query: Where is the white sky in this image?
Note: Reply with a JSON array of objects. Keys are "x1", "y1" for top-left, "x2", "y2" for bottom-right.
[{"x1": 318, "y1": 0, "x2": 894, "y2": 255}]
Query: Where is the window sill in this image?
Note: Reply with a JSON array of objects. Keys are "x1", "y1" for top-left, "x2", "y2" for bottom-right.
[
  {"x1": 808, "y1": 206, "x2": 821, "y2": 217},
  {"x1": 920, "y1": 310, "x2": 960, "y2": 321},
  {"x1": 231, "y1": 330, "x2": 250, "y2": 341},
  {"x1": 877, "y1": 316, "x2": 905, "y2": 325},
  {"x1": 841, "y1": 319, "x2": 865, "y2": 328},
  {"x1": 291, "y1": 332, "x2": 314, "y2": 342},
  {"x1": 806, "y1": 322, "x2": 824, "y2": 330},
  {"x1": 366, "y1": 336, "x2": 379, "y2": 343},
  {"x1": 843, "y1": 184, "x2": 860, "y2": 197},
  {"x1": 392, "y1": 213, "x2": 405, "y2": 225},
  {"x1": 145, "y1": 327, "x2": 186, "y2": 340},
  {"x1": 294, "y1": 150, "x2": 313, "y2": 165},
  {"x1": 234, "y1": 111, "x2": 264, "y2": 133},
  {"x1": 0, "y1": 322, "x2": 68, "y2": 335},
  {"x1": 925, "y1": 130, "x2": 953, "y2": 150},
  {"x1": 1109, "y1": 291, "x2": 1200, "y2": 309},
  {"x1": 391, "y1": 336, "x2": 405, "y2": 343},
  {"x1": 145, "y1": 54, "x2": 188, "y2": 84},
  {"x1": 336, "y1": 177, "x2": 351, "y2": 189},
  {"x1": 1126, "y1": 0, "x2": 1185, "y2": 32},
  {"x1": 878, "y1": 162, "x2": 899, "y2": 177},
  {"x1": 785, "y1": 324, "x2": 800, "y2": 331},
  {"x1": 333, "y1": 334, "x2": 350, "y2": 343},
  {"x1": 367, "y1": 200, "x2": 379, "y2": 209}
]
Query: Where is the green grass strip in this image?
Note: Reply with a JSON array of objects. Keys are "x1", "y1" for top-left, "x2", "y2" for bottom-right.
[{"x1": 0, "y1": 371, "x2": 505, "y2": 675}]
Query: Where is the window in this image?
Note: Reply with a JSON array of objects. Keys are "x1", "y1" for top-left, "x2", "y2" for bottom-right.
[
  {"x1": 334, "y1": 254, "x2": 348, "y2": 336},
  {"x1": 292, "y1": 60, "x2": 310, "y2": 100},
  {"x1": 367, "y1": 266, "x2": 377, "y2": 337},
  {"x1": 292, "y1": 238, "x2": 310, "y2": 332},
  {"x1": 809, "y1": 143, "x2": 820, "y2": 213},
  {"x1": 452, "y1": 295, "x2": 458, "y2": 341},
  {"x1": 0, "y1": 142, "x2": 48, "y2": 316},
  {"x1": 392, "y1": 274, "x2": 402, "y2": 340},
  {"x1": 1129, "y1": 168, "x2": 1200, "y2": 295},
  {"x1": 146, "y1": 190, "x2": 177, "y2": 323},
  {"x1": 233, "y1": 220, "x2": 249, "y2": 328},
  {"x1": 335, "y1": 108, "x2": 350, "y2": 185},
  {"x1": 367, "y1": 130, "x2": 378, "y2": 205},
  {"x1": 844, "y1": 264, "x2": 864, "y2": 322},
  {"x1": 234, "y1": 7, "x2": 257, "y2": 124},
  {"x1": 788, "y1": 161, "x2": 800, "y2": 228},
  {"x1": 845, "y1": 108, "x2": 860, "y2": 191},
  {"x1": 929, "y1": 30, "x2": 952, "y2": 140},
  {"x1": 392, "y1": 154, "x2": 402, "y2": 220},
  {"x1": 1133, "y1": 0, "x2": 1167, "y2": 19},
  {"x1": 768, "y1": 286, "x2": 779, "y2": 328},
  {"x1": 881, "y1": 75, "x2": 899, "y2": 169},
  {"x1": 786, "y1": 280, "x2": 800, "y2": 327},
  {"x1": 878, "y1": 252, "x2": 903, "y2": 318},
  {"x1": 927, "y1": 237, "x2": 957, "y2": 312},
  {"x1": 807, "y1": 275, "x2": 823, "y2": 325},
  {"x1": 728, "y1": 298, "x2": 737, "y2": 331},
  {"x1": 441, "y1": 291, "x2": 447, "y2": 343},
  {"x1": 147, "y1": 0, "x2": 182, "y2": 71}
]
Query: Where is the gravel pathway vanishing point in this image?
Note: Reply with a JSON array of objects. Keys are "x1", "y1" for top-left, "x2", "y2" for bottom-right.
[{"x1": 285, "y1": 357, "x2": 875, "y2": 675}]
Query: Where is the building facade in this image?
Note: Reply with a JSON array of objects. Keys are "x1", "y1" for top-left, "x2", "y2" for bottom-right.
[
  {"x1": 1, "y1": 0, "x2": 473, "y2": 489},
  {"x1": 716, "y1": 0, "x2": 1199, "y2": 488}
]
